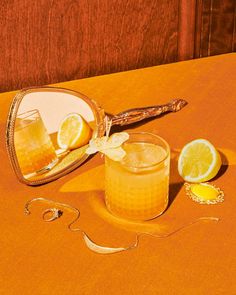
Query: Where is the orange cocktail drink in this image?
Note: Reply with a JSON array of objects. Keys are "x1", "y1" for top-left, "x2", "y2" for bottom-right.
[
  {"x1": 14, "y1": 109, "x2": 58, "y2": 177},
  {"x1": 105, "y1": 132, "x2": 170, "y2": 220}
]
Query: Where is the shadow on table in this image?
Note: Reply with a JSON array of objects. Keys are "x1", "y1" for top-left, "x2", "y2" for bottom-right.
[
  {"x1": 59, "y1": 147, "x2": 185, "y2": 211},
  {"x1": 167, "y1": 149, "x2": 229, "y2": 207},
  {"x1": 168, "y1": 149, "x2": 184, "y2": 208},
  {"x1": 212, "y1": 150, "x2": 229, "y2": 181},
  {"x1": 56, "y1": 152, "x2": 187, "y2": 238},
  {"x1": 168, "y1": 182, "x2": 183, "y2": 208}
]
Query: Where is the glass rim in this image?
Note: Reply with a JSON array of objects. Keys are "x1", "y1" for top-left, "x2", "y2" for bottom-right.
[
  {"x1": 15, "y1": 109, "x2": 40, "y2": 130},
  {"x1": 120, "y1": 131, "x2": 170, "y2": 170},
  {"x1": 17, "y1": 109, "x2": 39, "y2": 120}
]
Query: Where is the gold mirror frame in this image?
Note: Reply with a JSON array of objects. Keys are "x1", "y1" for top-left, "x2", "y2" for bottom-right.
[
  {"x1": 6, "y1": 86, "x2": 187, "y2": 186},
  {"x1": 6, "y1": 86, "x2": 106, "y2": 185}
]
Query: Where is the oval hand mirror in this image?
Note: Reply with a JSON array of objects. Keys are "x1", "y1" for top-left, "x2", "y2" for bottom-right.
[{"x1": 6, "y1": 86, "x2": 187, "y2": 185}]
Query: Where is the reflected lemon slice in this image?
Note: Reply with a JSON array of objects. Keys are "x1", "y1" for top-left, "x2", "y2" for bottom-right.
[
  {"x1": 57, "y1": 113, "x2": 92, "y2": 150},
  {"x1": 178, "y1": 139, "x2": 222, "y2": 182}
]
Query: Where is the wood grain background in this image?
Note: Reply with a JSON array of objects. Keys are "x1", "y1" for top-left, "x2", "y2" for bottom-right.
[
  {"x1": 194, "y1": 0, "x2": 236, "y2": 57},
  {"x1": 0, "y1": 0, "x2": 235, "y2": 93}
]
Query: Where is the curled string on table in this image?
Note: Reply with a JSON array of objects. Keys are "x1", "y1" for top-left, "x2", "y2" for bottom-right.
[
  {"x1": 24, "y1": 197, "x2": 220, "y2": 255},
  {"x1": 24, "y1": 197, "x2": 81, "y2": 223}
]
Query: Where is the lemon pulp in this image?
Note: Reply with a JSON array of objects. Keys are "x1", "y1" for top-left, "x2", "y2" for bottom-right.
[
  {"x1": 178, "y1": 139, "x2": 221, "y2": 182},
  {"x1": 57, "y1": 113, "x2": 92, "y2": 150}
]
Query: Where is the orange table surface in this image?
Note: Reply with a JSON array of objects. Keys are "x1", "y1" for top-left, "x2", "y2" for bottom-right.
[{"x1": 0, "y1": 53, "x2": 236, "y2": 295}]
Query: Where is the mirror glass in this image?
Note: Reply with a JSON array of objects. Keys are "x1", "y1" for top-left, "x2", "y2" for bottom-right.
[{"x1": 9, "y1": 88, "x2": 105, "y2": 185}]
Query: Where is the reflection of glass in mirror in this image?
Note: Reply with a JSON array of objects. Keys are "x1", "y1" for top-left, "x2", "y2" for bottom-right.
[
  {"x1": 14, "y1": 109, "x2": 58, "y2": 178},
  {"x1": 17, "y1": 91, "x2": 95, "y2": 135},
  {"x1": 14, "y1": 90, "x2": 97, "y2": 182}
]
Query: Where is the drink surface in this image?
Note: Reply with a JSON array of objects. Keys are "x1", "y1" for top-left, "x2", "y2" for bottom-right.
[
  {"x1": 105, "y1": 142, "x2": 170, "y2": 220},
  {"x1": 14, "y1": 117, "x2": 57, "y2": 176},
  {"x1": 121, "y1": 142, "x2": 167, "y2": 168}
]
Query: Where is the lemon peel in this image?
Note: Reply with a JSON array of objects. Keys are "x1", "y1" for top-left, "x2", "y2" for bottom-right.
[{"x1": 86, "y1": 132, "x2": 129, "y2": 161}]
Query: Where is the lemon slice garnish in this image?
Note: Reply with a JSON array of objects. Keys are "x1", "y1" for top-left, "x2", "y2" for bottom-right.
[
  {"x1": 57, "y1": 113, "x2": 92, "y2": 150},
  {"x1": 178, "y1": 139, "x2": 222, "y2": 182},
  {"x1": 86, "y1": 132, "x2": 129, "y2": 161}
]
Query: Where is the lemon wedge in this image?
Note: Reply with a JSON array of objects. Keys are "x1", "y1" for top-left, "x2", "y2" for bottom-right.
[
  {"x1": 178, "y1": 139, "x2": 222, "y2": 182},
  {"x1": 57, "y1": 113, "x2": 92, "y2": 150}
]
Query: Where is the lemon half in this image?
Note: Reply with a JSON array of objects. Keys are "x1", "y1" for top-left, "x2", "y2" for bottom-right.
[
  {"x1": 57, "y1": 113, "x2": 92, "y2": 150},
  {"x1": 178, "y1": 139, "x2": 222, "y2": 182}
]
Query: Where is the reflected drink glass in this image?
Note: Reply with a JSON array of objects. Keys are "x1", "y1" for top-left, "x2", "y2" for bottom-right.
[
  {"x1": 105, "y1": 132, "x2": 170, "y2": 220},
  {"x1": 14, "y1": 109, "x2": 58, "y2": 177}
]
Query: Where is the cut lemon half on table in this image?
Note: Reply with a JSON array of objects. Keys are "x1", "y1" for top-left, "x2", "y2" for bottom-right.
[
  {"x1": 57, "y1": 113, "x2": 92, "y2": 150},
  {"x1": 178, "y1": 139, "x2": 222, "y2": 182}
]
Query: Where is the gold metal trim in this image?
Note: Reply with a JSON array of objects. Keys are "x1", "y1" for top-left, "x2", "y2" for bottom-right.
[
  {"x1": 185, "y1": 182, "x2": 224, "y2": 205},
  {"x1": 6, "y1": 86, "x2": 105, "y2": 186}
]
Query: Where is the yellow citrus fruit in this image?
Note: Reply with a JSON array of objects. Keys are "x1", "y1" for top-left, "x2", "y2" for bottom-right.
[
  {"x1": 178, "y1": 139, "x2": 222, "y2": 182},
  {"x1": 57, "y1": 113, "x2": 92, "y2": 150}
]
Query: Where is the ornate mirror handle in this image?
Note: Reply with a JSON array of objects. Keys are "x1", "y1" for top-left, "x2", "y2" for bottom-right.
[{"x1": 111, "y1": 99, "x2": 187, "y2": 126}]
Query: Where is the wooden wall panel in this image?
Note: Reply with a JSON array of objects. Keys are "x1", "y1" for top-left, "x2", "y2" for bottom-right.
[
  {"x1": 178, "y1": 0, "x2": 196, "y2": 60},
  {"x1": 0, "y1": 0, "x2": 179, "y2": 93},
  {"x1": 195, "y1": 0, "x2": 236, "y2": 57},
  {"x1": 0, "y1": 0, "x2": 235, "y2": 93}
]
